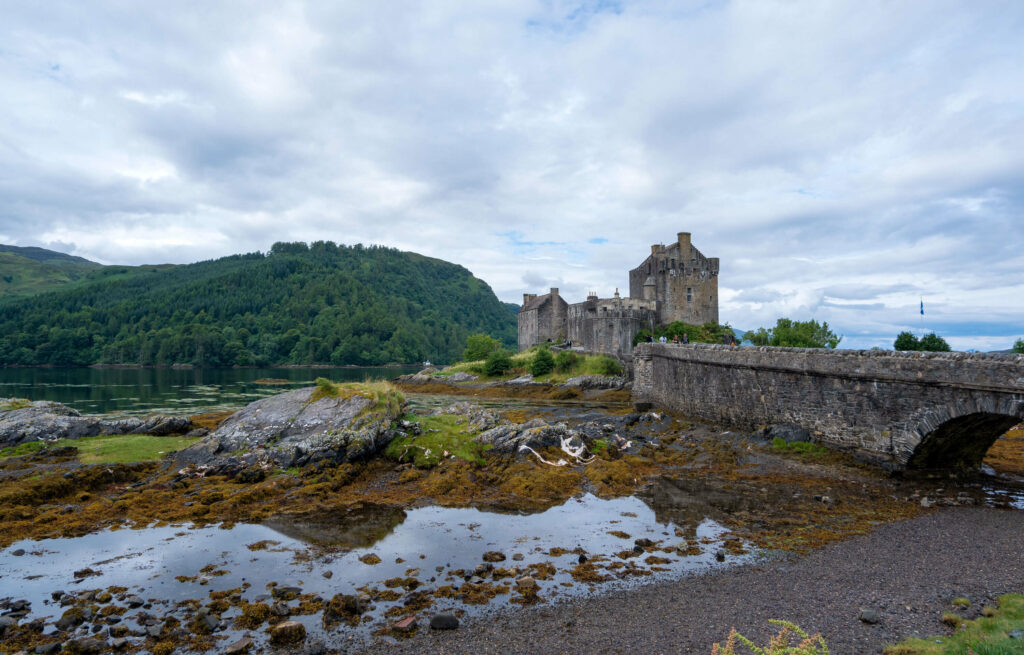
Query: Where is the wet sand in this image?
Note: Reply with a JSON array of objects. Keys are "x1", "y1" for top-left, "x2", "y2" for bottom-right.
[{"x1": 356, "y1": 506, "x2": 1024, "y2": 655}]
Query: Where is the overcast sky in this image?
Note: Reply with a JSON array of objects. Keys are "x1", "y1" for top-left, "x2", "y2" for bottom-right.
[{"x1": 2, "y1": 1, "x2": 1022, "y2": 350}]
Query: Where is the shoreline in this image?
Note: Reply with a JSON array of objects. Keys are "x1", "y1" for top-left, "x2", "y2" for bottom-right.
[{"x1": 355, "y1": 506, "x2": 1023, "y2": 655}]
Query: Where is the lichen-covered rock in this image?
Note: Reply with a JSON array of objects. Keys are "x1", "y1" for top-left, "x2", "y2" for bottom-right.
[
  {"x1": 0, "y1": 399, "x2": 193, "y2": 447},
  {"x1": 269, "y1": 620, "x2": 306, "y2": 645},
  {"x1": 174, "y1": 386, "x2": 404, "y2": 471},
  {"x1": 448, "y1": 372, "x2": 478, "y2": 383},
  {"x1": 475, "y1": 419, "x2": 585, "y2": 455},
  {"x1": 431, "y1": 402, "x2": 499, "y2": 432},
  {"x1": 563, "y1": 375, "x2": 627, "y2": 390}
]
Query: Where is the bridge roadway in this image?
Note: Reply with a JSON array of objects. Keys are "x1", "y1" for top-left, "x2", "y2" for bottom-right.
[{"x1": 631, "y1": 343, "x2": 1024, "y2": 470}]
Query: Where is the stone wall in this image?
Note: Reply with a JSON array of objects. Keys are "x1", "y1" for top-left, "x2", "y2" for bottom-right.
[
  {"x1": 517, "y1": 291, "x2": 569, "y2": 351},
  {"x1": 632, "y1": 343, "x2": 1024, "y2": 470},
  {"x1": 567, "y1": 301, "x2": 656, "y2": 357},
  {"x1": 628, "y1": 232, "x2": 719, "y2": 325}
]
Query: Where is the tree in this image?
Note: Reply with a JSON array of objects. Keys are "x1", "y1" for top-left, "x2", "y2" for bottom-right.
[
  {"x1": 918, "y1": 332, "x2": 951, "y2": 352},
  {"x1": 744, "y1": 319, "x2": 841, "y2": 349},
  {"x1": 484, "y1": 349, "x2": 513, "y2": 377},
  {"x1": 894, "y1": 331, "x2": 919, "y2": 351},
  {"x1": 530, "y1": 347, "x2": 554, "y2": 376},
  {"x1": 1013, "y1": 338, "x2": 1024, "y2": 354},
  {"x1": 463, "y1": 333, "x2": 501, "y2": 362}
]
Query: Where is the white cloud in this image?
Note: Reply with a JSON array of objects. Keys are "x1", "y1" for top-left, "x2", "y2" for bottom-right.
[{"x1": 1, "y1": 0, "x2": 1023, "y2": 350}]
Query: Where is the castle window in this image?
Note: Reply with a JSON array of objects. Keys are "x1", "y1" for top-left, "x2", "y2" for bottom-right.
[
  {"x1": 671, "y1": 258, "x2": 676, "y2": 270},
  {"x1": 686, "y1": 287, "x2": 692, "y2": 302}
]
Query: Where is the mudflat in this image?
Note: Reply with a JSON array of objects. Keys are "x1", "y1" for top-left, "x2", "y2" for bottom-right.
[{"x1": 357, "y1": 506, "x2": 1024, "y2": 655}]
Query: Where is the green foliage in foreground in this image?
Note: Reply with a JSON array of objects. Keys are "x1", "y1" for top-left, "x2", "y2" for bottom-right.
[
  {"x1": 745, "y1": 319, "x2": 842, "y2": 349},
  {"x1": 634, "y1": 321, "x2": 736, "y2": 346},
  {"x1": 882, "y1": 594, "x2": 1024, "y2": 654},
  {"x1": 712, "y1": 619, "x2": 829, "y2": 654},
  {"x1": 0, "y1": 241, "x2": 517, "y2": 367},
  {"x1": 530, "y1": 347, "x2": 555, "y2": 376},
  {"x1": 1012, "y1": 338, "x2": 1024, "y2": 354},
  {"x1": 463, "y1": 333, "x2": 502, "y2": 362},
  {"x1": 894, "y1": 331, "x2": 952, "y2": 352},
  {"x1": 0, "y1": 434, "x2": 202, "y2": 464},
  {"x1": 484, "y1": 349, "x2": 514, "y2": 377},
  {"x1": 771, "y1": 438, "x2": 829, "y2": 459},
  {"x1": 384, "y1": 414, "x2": 490, "y2": 468}
]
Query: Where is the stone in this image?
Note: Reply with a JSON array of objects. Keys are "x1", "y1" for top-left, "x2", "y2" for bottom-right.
[
  {"x1": 715, "y1": 550, "x2": 725, "y2": 562},
  {"x1": 1009, "y1": 629, "x2": 1023, "y2": 640},
  {"x1": 11, "y1": 548, "x2": 25, "y2": 556},
  {"x1": 321, "y1": 570, "x2": 333, "y2": 579},
  {"x1": 50, "y1": 591, "x2": 65, "y2": 601},
  {"x1": 0, "y1": 616, "x2": 17, "y2": 635},
  {"x1": 125, "y1": 596, "x2": 144, "y2": 608},
  {"x1": 269, "y1": 621, "x2": 306, "y2": 645},
  {"x1": 393, "y1": 616, "x2": 417, "y2": 632},
  {"x1": 429, "y1": 614, "x2": 459, "y2": 630},
  {"x1": 224, "y1": 636, "x2": 253, "y2": 654},
  {"x1": 859, "y1": 608, "x2": 880, "y2": 624},
  {"x1": 634, "y1": 538, "x2": 655, "y2": 548},
  {"x1": 271, "y1": 602, "x2": 291, "y2": 617},
  {"x1": 481, "y1": 551, "x2": 506, "y2": 563},
  {"x1": 68, "y1": 638, "x2": 104, "y2": 654},
  {"x1": 512, "y1": 553, "x2": 524, "y2": 561},
  {"x1": 0, "y1": 399, "x2": 194, "y2": 447},
  {"x1": 760, "y1": 424, "x2": 811, "y2": 444},
  {"x1": 515, "y1": 575, "x2": 538, "y2": 590},
  {"x1": 146, "y1": 625, "x2": 163, "y2": 638},
  {"x1": 448, "y1": 372, "x2": 478, "y2": 383},
  {"x1": 34, "y1": 643, "x2": 62, "y2": 654}
]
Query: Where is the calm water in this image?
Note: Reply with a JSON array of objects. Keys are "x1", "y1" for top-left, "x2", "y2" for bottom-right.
[{"x1": 0, "y1": 367, "x2": 416, "y2": 416}]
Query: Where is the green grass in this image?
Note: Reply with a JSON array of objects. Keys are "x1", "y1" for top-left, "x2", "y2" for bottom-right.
[
  {"x1": 0, "y1": 398, "x2": 32, "y2": 411},
  {"x1": 385, "y1": 414, "x2": 490, "y2": 468},
  {"x1": 0, "y1": 434, "x2": 201, "y2": 464},
  {"x1": 772, "y1": 437, "x2": 829, "y2": 458},
  {"x1": 883, "y1": 594, "x2": 1024, "y2": 654},
  {"x1": 589, "y1": 438, "x2": 609, "y2": 454},
  {"x1": 308, "y1": 379, "x2": 405, "y2": 416},
  {"x1": 442, "y1": 348, "x2": 622, "y2": 383}
]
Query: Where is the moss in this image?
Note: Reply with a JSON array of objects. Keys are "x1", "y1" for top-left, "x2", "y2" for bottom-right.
[
  {"x1": 385, "y1": 414, "x2": 489, "y2": 467},
  {"x1": 235, "y1": 602, "x2": 271, "y2": 628}
]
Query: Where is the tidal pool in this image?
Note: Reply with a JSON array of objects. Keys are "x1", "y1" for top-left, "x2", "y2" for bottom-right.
[{"x1": 0, "y1": 493, "x2": 755, "y2": 650}]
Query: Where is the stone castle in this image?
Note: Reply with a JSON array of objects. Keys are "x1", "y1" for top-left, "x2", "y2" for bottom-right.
[{"x1": 518, "y1": 232, "x2": 719, "y2": 357}]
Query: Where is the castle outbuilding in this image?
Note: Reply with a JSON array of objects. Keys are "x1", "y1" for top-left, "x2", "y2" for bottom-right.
[{"x1": 518, "y1": 232, "x2": 719, "y2": 358}]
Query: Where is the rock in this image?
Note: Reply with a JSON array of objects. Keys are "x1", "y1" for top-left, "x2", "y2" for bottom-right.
[
  {"x1": 859, "y1": 608, "x2": 880, "y2": 624},
  {"x1": 224, "y1": 636, "x2": 253, "y2": 654},
  {"x1": 50, "y1": 591, "x2": 65, "y2": 602},
  {"x1": 759, "y1": 424, "x2": 811, "y2": 444},
  {"x1": 507, "y1": 374, "x2": 535, "y2": 385},
  {"x1": 0, "y1": 616, "x2": 17, "y2": 635},
  {"x1": 235, "y1": 467, "x2": 266, "y2": 484},
  {"x1": 174, "y1": 386, "x2": 403, "y2": 470},
  {"x1": 634, "y1": 538, "x2": 655, "y2": 548},
  {"x1": 715, "y1": 550, "x2": 726, "y2": 562},
  {"x1": 512, "y1": 553, "x2": 524, "y2": 561},
  {"x1": 448, "y1": 372, "x2": 478, "y2": 383},
  {"x1": 578, "y1": 553, "x2": 588, "y2": 564},
  {"x1": 326, "y1": 594, "x2": 367, "y2": 618},
  {"x1": 475, "y1": 419, "x2": 581, "y2": 454},
  {"x1": 271, "y1": 602, "x2": 291, "y2": 617},
  {"x1": 429, "y1": 613, "x2": 459, "y2": 630},
  {"x1": 322, "y1": 570, "x2": 333, "y2": 579},
  {"x1": 515, "y1": 575, "x2": 538, "y2": 590},
  {"x1": 146, "y1": 625, "x2": 163, "y2": 638},
  {"x1": 564, "y1": 375, "x2": 625, "y2": 390},
  {"x1": 272, "y1": 586, "x2": 303, "y2": 600},
  {"x1": 110, "y1": 638, "x2": 130, "y2": 651},
  {"x1": 125, "y1": 596, "x2": 144, "y2": 608},
  {"x1": 0, "y1": 399, "x2": 193, "y2": 447},
  {"x1": 303, "y1": 641, "x2": 326, "y2": 655},
  {"x1": 431, "y1": 402, "x2": 499, "y2": 432},
  {"x1": 1009, "y1": 629, "x2": 1023, "y2": 640},
  {"x1": 34, "y1": 643, "x2": 62, "y2": 655},
  {"x1": 67, "y1": 638, "x2": 104, "y2": 654},
  {"x1": 482, "y1": 551, "x2": 506, "y2": 563},
  {"x1": 269, "y1": 621, "x2": 306, "y2": 645},
  {"x1": 393, "y1": 616, "x2": 417, "y2": 633},
  {"x1": 11, "y1": 548, "x2": 25, "y2": 556}
]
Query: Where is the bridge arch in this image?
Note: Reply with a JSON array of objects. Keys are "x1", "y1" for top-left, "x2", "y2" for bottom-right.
[{"x1": 906, "y1": 412, "x2": 1022, "y2": 470}]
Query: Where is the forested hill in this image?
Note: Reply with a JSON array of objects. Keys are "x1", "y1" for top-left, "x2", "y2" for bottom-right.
[
  {"x1": 0, "y1": 245, "x2": 102, "y2": 299},
  {"x1": 0, "y1": 241, "x2": 517, "y2": 367}
]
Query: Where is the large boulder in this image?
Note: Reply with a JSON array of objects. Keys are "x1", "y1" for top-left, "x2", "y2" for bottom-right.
[
  {"x1": 475, "y1": 418, "x2": 584, "y2": 455},
  {"x1": 174, "y1": 386, "x2": 404, "y2": 471},
  {"x1": 0, "y1": 399, "x2": 193, "y2": 447}
]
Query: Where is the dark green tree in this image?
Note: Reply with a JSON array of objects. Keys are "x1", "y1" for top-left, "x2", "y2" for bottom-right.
[
  {"x1": 1013, "y1": 338, "x2": 1024, "y2": 354},
  {"x1": 463, "y1": 333, "x2": 501, "y2": 362},
  {"x1": 744, "y1": 319, "x2": 841, "y2": 349},
  {"x1": 554, "y1": 350, "x2": 580, "y2": 373},
  {"x1": 484, "y1": 349, "x2": 513, "y2": 377},
  {"x1": 893, "y1": 331, "x2": 920, "y2": 351},
  {"x1": 918, "y1": 333, "x2": 951, "y2": 352},
  {"x1": 530, "y1": 347, "x2": 555, "y2": 376}
]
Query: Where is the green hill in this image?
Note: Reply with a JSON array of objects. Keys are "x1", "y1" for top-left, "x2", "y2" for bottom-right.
[
  {"x1": 0, "y1": 241, "x2": 516, "y2": 367},
  {"x1": 0, "y1": 245, "x2": 103, "y2": 299}
]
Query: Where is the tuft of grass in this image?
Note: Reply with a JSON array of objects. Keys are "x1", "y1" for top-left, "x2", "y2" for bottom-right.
[
  {"x1": 0, "y1": 434, "x2": 201, "y2": 464},
  {"x1": 385, "y1": 414, "x2": 489, "y2": 468},
  {"x1": 307, "y1": 379, "x2": 405, "y2": 417},
  {"x1": 712, "y1": 619, "x2": 829, "y2": 654},
  {"x1": 952, "y1": 597, "x2": 971, "y2": 609},
  {"x1": 589, "y1": 438, "x2": 609, "y2": 455},
  {"x1": 0, "y1": 398, "x2": 32, "y2": 411},
  {"x1": 882, "y1": 594, "x2": 1024, "y2": 655},
  {"x1": 772, "y1": 438, "x2": 829, "y2": 458}
]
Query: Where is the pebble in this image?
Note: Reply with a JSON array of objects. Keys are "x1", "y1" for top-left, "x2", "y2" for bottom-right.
[
  {"x1": 11, "y1": 548, "x2": 25, "y2": 556},
  {"x1": 322, "y1": 570, "x2": 333, "y2": 579}
]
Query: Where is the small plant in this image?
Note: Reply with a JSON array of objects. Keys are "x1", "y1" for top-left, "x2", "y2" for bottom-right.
[
  {"x1": 530, "y1": 347, "x2": 555, "y2": 376},
  {"x1": 310, "y1": 377, "x2": 341, "y2": 402},
  {"x1": 554, "y1": 350, "x2": 580, "y2": 373},
  {"x1": 712, "y1": 620, "x2": 829, "y2": 654},
  {"x1": 951, "y1": 597, "x2": 971, "y2": 609},
  {"x1": 771, "y1": 438, "x2": 828, "y2": 458},
  {"x1": 484, "y1": 349, "x2": 513, "y2": 377}
]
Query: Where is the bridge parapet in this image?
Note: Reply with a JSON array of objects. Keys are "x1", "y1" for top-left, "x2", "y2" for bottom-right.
[{"x1": 633, "y1": 343, "x2": 1024, "y2": 470}]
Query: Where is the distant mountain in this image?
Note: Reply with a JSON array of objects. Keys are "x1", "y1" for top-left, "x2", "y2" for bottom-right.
[
  {"x1": 0, "y1": 245, "x2": 102, "y2": 300},
  {"x1": 0, "y1": 241, "x2": 516, "y2": 367}
]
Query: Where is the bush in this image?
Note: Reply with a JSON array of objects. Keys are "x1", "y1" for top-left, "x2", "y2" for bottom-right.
[
  {"x1": 745, "y1": 318, "x2": 841, "y2": 349},
  {"x1": 554, "y1": 351, "x2": 580, "y2": 373},
  {"x1": 530, "y1": 348, "x2": 555, "y2": 376},
  {"x1": 712, "y1": 620, "x2": 828, "y2": 655},
  {"x1": 1014, "y1": 338, "x2": 1024, "y2": 354},
  {"x1": 918, "y1": 332, "x2": 951, "y2": 352},
  {"x1": 463, "y1": 333, "x2": 501, "y2": 362},
  {"x1": 484, "y1": 349, "x2": 513, "y2": 377},
  {"x1": 894, "y1": 331, "x2": 919, "y2": 351},
  {"x1": 593, "y1": 355, "x2": 622, "y2": 376}
]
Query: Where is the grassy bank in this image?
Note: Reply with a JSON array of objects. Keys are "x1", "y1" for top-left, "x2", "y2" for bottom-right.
[
  {"x1": 884, "y1": 594, "x2": 1024, "y2": 654},
  {"x1": 0, "y1": 434, "x2": 201, "y2": 464},
  {"x1": 436, "y1": 347, "x2": 622, "y2": 384}
]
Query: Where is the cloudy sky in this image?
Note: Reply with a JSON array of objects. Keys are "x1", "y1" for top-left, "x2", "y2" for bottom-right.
[{"x1": 2, "y1": 1, "x2": 1022, "y2": 350}]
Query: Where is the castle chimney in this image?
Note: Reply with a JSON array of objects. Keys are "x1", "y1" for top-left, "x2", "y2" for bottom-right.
[
  {"x1": 523, "y1": 293, "x2": 532, "y2": 305},
  {"x1": 550, "y1": 287, "x2": 559, "y2": 297},
  {"x1": 677, "y1": 232, "x2": 691, "y2": 255},
  {"x1": 614, "y1": 287, "x2": 620, "y2": 299}
]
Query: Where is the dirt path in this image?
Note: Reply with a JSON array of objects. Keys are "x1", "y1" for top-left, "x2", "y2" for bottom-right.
[{"x1": 355, "y1": 506, "x2": 1024, "y2": 655}]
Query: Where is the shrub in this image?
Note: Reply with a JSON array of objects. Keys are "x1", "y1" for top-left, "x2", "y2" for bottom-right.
[
  {"x1": 593, "y1": 355, "x2": 622, "y2": 376},
  {"x1": 894, "y1": 331, "x2": 919, "y2": 351},
  {"x1": 745, "y1": 319, "x2": 841, "y2": 349},
  {"x1": 484, "y1": 349, "x2": 513, "y2": 377},
  {"x1": 554, "y1": 351, "x2": 581, "y2": 373},
  {"x1": 1014, "y1": 338, "x2": 1024, "y2": 354},
  {"x1": 463, "y1": 333, "x2": 501, "y2": 362},
  {"x1": 712, "y1": 620, "x2": 829, "y2": 655},
  {"x1": 918, "y1": 332, "x2": 951, "y2": 352},
  {"x1": 530, "y1": 347, "x2": 555, "y2": 376}
]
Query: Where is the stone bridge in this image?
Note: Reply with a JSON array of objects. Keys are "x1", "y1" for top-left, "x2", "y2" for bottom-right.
[{"x1": 632, "y1": 343, "x2": 1024, "y2": 471}]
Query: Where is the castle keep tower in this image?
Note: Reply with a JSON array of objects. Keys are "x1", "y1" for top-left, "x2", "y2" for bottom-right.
[
  {"x1": 628, "y1": 232, "x2": 719, "y2": 325},
  {"x1": 518, "y1": 232, "x2": 719, "y2": 356}
]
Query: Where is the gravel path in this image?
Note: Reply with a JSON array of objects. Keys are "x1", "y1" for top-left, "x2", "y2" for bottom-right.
[{"x1": 354, "y1": 506, "x2": 1024, "y2": 655}]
